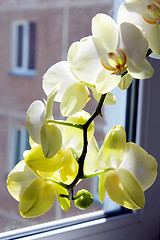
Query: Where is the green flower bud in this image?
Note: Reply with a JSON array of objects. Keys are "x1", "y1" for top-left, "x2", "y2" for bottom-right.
[{"x1": 74, "y1": 189, "x2": 93, "y2": 210}]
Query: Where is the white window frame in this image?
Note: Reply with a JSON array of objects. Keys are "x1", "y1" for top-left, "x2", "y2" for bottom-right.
[
  {"x1": 2, "y1": 1, "x2": 159, "y2": 238},
  {"x1": 11, "y1": 20, "x2": 36, "y2": 76}
]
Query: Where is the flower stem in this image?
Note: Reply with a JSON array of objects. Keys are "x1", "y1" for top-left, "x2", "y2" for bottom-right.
[
  {"x1": 45, "y1": 177, "x2": 68, "y2": 189},
  {"x1": 66, "y1": 93, "x2": 107, "y2": 190},
  {"x1": 47, "y1": 94, "x2": 107, "y2": 195},
  {"x1": 47, "y1": 120, "x2": 83, "y2": 130},
  {"x1": 81, "y1": 167, "x2": 115, "y2": 179}
]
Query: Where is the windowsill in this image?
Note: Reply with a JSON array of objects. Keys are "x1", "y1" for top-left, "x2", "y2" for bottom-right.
[
  {"x1": 0, "y1": 210, "x2": 139, "y2": 240},
  {"x1": 9, "y1": 70, "x2": 37, "y2": 78}
]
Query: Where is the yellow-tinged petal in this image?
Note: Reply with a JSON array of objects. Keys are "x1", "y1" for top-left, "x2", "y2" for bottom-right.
[
  {"x1": 96, "y1": 69, "x2": 121, "y2": 94},
  {"x1": 90, "y1": 86, "x2": 116, "y2": 105},
  {"x1": 43, "y1": 61, "x2": 76, "y2": 100},
  {"x1": 119, "y1": 22, "x2": 148, "y2": 64},
  {"x1": 40, "y1": 122, "x2": 62, "y2": 158},
  {"x1": 84, "y1": 137, "x2": 99, "y2": 174},
  {"x1": 92, "y1": 13, "x2": 119, "y2": 51},
  {"x1": 97, "y1": 146, "x2": 106, "y2": 171},
  {"x1": 127, "y1": 58, "x2": 154, "y2": 79},
  {"x1": 29, "y1": 137, "x2": 39, "y2": 149},
  {"x1": 120, "y1": 142, "x2": 157, "y2": 191},
  {"x1": 118, "y1": 73, "x2": 133, "y2": 90},
  {"x1": 68, "y1": 37, "x2": 104, "y2": 86},
  {"x1": 67, "y1": 41, "x2": 80, "y2": 64},
  {"x1": 54, "y1": 184, "x2": 70, "y2": 211},
  {"x1": 145, "y1": 25, "x2": 160, "y2": 55},
  {"x1": 60, "y1": 83, "x2": 89, "y2": 117},
  {"x1": 7, "y1": 160, "x2": 40, "y2": 201},
  {"x1": 117, "y1": 2, "x2": 146, "y2": 35},
  {"x1": 25, "y1": 146, "x2": 66, "y2": 172},
  {"x1": 60, "y1": 149, "x2": 78, "y2": 184},
  {"x1": 103, "y1": 126, "x2": 126, "y2": 168},
  {"x1": 105, "y1": 168, "x2": 145, "y2": 210},
  {"x1": 117, "y1": 2, "x2": 160, "y2": 55},
  {"x1": 19, "y1": 179, "x2": 55, "y2": 218},
  {"x1": 26, "y1": 100, "x2": 45, "y2": 144},
  {"x1": 99, "y1": 173, "x2": 107, "y2": 203},
  {"x1": 63, "y1": 110, "x2": 94, "y2": 152},
  {"x1": 45, "y1": 85, "x2": 60, "y2": 120}
]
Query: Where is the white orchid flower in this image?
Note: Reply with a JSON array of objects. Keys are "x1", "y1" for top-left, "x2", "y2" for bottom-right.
[
  {"x1": 73, "y1": 13, "x2": 154, "y2": 94},
  {"x1": 43, "y1": 40, "x2": 96, "y2": 117},
  {"x1": 98, "y1": 125, "x2": 157, "y2": 209},
  {"x1": 117, "y1": 0, "x2": 160, "y2": 55},
  {"x1": 7, "y1": 160, "x2": 70, "y2": 218}
]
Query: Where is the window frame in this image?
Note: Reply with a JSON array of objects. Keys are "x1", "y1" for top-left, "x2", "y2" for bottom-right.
[
  {"x1": 3, "y1": 0, "x2": 159, "y2": 238},
  {"x1": 11, "y1": 20, "x2": 36, "y2": 76}
]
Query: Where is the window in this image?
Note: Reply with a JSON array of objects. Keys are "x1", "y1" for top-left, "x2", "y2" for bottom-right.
[
  {"x1": 9, "y1": 126, "x2": 30, "y2": 171},
  {"x1": 11, "y1": 21, "x2": 36, "y2": 76},
  {"x1": 0, "y1": 0, "x2": 159, "y2": 239}
]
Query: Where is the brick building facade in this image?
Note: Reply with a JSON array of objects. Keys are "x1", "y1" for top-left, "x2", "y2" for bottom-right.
[{"x1": 0, "y1": 0, "x2": 114, "y2": 232}]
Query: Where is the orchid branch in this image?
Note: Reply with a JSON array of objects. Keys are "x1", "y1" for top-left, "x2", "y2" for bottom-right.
[{"x1": 66, "y1": 93, "x2": 107, "y2": 191}]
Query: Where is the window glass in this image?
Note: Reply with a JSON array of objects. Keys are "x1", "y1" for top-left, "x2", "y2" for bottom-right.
[
  {"x1": 9, "y1": 127, "x2": 30, "y2": 172},
  {"x1": 11, "y1": 21, "x2": 36, "y2": 75},
  {"x1": 28, "y1": 22, "x2": 36, "y2": 70},
  {"x1": 17, "y1": 25, "x2": 23, "y2": 67},
  {"x1": 0, "y1": 0, "x2": 132, "y2": 235}
]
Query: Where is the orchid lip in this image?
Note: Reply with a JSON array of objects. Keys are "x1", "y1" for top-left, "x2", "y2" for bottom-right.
[
  {"x1": 143, "y1": 1, "x2": 160, "y2": 25},
  {"x1": 101, "y1": 49, "x2": 128, "y2": 75}
]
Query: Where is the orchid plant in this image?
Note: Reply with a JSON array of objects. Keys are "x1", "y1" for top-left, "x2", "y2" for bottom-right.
[{"x1": 7, "y1": 0, "x2": 158, "y2": 218}]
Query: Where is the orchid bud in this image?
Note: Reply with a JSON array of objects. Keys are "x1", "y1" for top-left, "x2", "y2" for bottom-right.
[{"x1": 74, "y1": 189, "x2": 93, "y2": 210}]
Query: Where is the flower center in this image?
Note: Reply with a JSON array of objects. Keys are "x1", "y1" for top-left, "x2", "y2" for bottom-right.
[
  {"x1": 143, "y1": 0, "x2": 160, "y2": 24},
  {"x1": 101, "y1": 49, "x2": 128, "y2": 75}
]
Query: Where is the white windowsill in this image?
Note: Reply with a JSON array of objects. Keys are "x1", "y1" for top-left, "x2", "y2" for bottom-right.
[
  {"x1": 10, "y1": 70, "x2": 37, "y2": 78},
  {"x1": 0, "y1": 210, "x2": 140, "y2": 240}
]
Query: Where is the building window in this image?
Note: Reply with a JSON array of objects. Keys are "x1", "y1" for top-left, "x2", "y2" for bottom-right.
[
  {"x1": 9, "y1": 126, "x2": 30, "y2": 171},
  {"x1": 11, "y1": 21, "x2": 36, "y2": 76}
]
